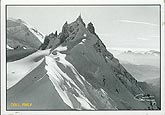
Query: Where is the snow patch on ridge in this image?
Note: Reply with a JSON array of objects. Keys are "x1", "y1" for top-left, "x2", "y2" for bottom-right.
[
  {"x1": 45, "y1": 46, "x2": 96, "y2": 110},
  {"x1": 7, "y1": 49, "x2": 50, "y2": 89},
  {"x1": 7, "y1": 45, "x2": 13, "y2": 49}
]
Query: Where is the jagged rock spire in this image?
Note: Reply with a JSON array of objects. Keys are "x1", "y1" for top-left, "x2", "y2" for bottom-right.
[
  {"x1": 87, "y1": 22, "x2": 95, "y2": 34},
  {"x1": 64, "y1": 21, "x2": 68, "y2": 25},
  {"x1": 62, "y1": 21, "x2": 68, "y2": 33},
  {"x1": 77, "y1": 14, "x2": 82, "y2": 21},
  {"x1": 49, "y1": 32, "x2": 55, "y2": 37},
  {"x1": 76, "y1": 14, "x2": 86, "y2": 27},
  {"x1": 55, "y1": 31, "x2": 57, "y2": 37},
  {"x1": 59, "y1": 21, "x2": 69, "y2": 44}
]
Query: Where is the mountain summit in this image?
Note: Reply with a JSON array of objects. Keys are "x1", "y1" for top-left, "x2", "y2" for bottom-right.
[
  {"x1": 7, "y1": 18, "x2": 44, "y2": 49},
  {"x1": 7, "y1": 16, "x2": 158, "y2": 110}
]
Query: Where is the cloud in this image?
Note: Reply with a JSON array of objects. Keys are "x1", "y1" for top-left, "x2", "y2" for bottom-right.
[
  {"x1": 118, "y1": 20, "x2": 159, "y2": 27},
  {"x1": 137, "y1": 37, "x2": 149, "y2": 41}
]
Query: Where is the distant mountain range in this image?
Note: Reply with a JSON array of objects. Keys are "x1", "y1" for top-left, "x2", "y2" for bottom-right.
[
  {"x1": 109, "y1": 49, "x2": 160, "y2": 68},
  {"x1": 122, "y1": 63, "x2": 160, "y2": 81},
  {"x1": 121, "y1": 50, "x2": 160, "y2": 57}
]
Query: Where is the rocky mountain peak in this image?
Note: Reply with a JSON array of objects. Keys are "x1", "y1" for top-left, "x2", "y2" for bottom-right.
[
  {"x1": 76, "y1": 14, "x2": 86, "y2": 27},
  {"x1": 87, "y1": 22, "x2": 95, "y2": 34},
  {"x1": 38, "y1": 31, "x2": 58, "y2": 50},
  {"x1": 54, "y1": 31, "x2": 57, "y2": 37},
  {"x1": 62, "y1": 21, "x2": 68, "y2": 31}
]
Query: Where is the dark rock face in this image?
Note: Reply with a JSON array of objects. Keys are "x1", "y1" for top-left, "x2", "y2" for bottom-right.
[
  {"x1": 87, "y1": 22, "x2": 100, "y2": 39},
  {"x1": 76, "y1": 15, "x2": 86, "y2": 27},
  {"x1": 59, "y1": 22, "x2": 69, "y2": 44},
  {"x1": 40, "y1": 15, "x2": 86, "y2": 51},
  {"x1": 39, "y1": 31, "x2": 58, "y2": 50},
  {"x1": 39, "y1": 36, "x2": 50, "y2": 50},
  {"x1": 39, "y1": 21, "x2": 72, "y2": 50},
  {"x1": 113, "y1": 65, "x2": 140, "y2": 96},
  {"x1": 54, "y1": 31, "x2": 57, "y2": 37},
  {"x1": 87, "y1": 22, "x2": 95, "y2": 34},
  {"x1": 92, "y1": 37, "x2": 140, "y2": 96}
]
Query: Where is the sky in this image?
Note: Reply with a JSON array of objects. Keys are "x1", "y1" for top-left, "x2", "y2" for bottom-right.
[{"x1": 7, "y1": 6, "x2": 160, "y2": 51}]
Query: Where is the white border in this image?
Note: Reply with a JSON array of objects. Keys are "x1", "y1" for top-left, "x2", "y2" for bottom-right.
[{"x1": 1, "y1": 0, "x2": 164, "y2": 115}]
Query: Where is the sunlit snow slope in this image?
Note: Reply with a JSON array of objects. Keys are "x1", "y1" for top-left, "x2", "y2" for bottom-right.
[{"x1": 7, "y1": 46, "x2": 118, "y2": 110}]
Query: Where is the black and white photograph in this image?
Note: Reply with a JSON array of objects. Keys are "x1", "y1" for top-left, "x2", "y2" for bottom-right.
[
  {"x1": 6, "y1": 5, "x2": 161, "y2": 111},
  {"x1": 1, "y1": 1, "x2": 164, "y2": 114}
]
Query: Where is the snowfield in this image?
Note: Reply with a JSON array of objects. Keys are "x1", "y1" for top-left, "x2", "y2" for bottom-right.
[
  {"x1": 7, "y1": 46, "x2": 118, "y2": 110},
  {"x1": 7, "y1": 49, "x2": 50, "y2": 89},
  {"x1": 45, "y1": 46, "x2": 118, "y2": 110}
]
